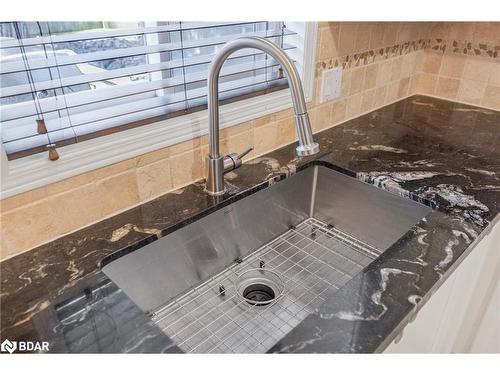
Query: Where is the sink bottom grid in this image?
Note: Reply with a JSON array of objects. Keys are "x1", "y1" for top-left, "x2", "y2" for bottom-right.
[{"x1": 151, "y1": 217, "x2": 380, "y2": 353}]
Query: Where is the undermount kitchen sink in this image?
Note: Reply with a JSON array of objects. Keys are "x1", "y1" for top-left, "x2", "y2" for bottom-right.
[{"x1": 102, "y1": 165, "x2": 432, "y2": 353}]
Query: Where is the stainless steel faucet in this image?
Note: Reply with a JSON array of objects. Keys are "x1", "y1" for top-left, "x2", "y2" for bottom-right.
[{"x1": 205, "y1": 36, "x2": 320, "y2": 195}]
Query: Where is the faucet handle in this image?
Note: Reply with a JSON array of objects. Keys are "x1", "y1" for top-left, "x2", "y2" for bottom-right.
[
  {"x1": 223, "y1": 146, "x2": 253, "y2": 173},
  {"x1": 236, "y1": 147, "x2": 253, "y2": 160}
]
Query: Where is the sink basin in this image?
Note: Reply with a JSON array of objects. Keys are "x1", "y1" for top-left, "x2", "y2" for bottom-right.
[{"x1": 102, "y1": 165, "x2": 432, "y2": 352}]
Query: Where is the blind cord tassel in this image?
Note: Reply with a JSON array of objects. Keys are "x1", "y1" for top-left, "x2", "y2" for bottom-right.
[
  {"x1": 47, "y1": 144, "x2": 59, "y2": 161},
  {"x1": 36, "y1": 118, "x2": 48, "y2": 134},
  {"x1": 37, "y1": 118, "x2": 59, "y2": 160}
]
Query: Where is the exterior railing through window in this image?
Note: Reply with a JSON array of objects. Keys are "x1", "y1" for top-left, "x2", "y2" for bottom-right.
[{"x1": 0, "y1": 21, "x2": 303, "y2": 160}]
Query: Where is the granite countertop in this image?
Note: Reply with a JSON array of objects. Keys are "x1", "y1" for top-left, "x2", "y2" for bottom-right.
[{"x1": 1, "y1": 95, "x2": 498, "y2": 353}]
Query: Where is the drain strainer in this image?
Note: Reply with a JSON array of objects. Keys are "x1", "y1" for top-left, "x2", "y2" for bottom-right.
[
  {"x1": 243, "y1": 283, "x2": 275, "y2": 304},
  {"x1": 235, "y1": 268, "x2": 285, "y2": 306}
]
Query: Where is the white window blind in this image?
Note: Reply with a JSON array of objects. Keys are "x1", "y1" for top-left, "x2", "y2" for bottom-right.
[{"x1": 0, "y1": 21, "x2": 304, "y2": 159}]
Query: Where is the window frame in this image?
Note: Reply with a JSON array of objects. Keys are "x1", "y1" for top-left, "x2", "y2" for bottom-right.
[{"x1": 0, "y1": 22, "x2": 317, "y2": 199}]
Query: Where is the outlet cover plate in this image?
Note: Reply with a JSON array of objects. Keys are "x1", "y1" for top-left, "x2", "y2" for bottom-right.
[{"x1": 321, "y1": 67, "x2": 343, "y2": 103}]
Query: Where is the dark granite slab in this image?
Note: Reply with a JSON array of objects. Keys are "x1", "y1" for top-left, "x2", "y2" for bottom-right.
[{"x1": 1, "y1": 95, "x2": 498, "y2": 353}]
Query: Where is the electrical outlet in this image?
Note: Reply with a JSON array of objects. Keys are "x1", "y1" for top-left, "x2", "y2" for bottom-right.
[{"x1": 320, "y1": 67, "x2": 343, "y2": 103}]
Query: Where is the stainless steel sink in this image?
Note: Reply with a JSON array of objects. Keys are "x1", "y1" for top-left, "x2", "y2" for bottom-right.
[{"x1": 102, "y1": 165, "x2": 432, "y2": 353}]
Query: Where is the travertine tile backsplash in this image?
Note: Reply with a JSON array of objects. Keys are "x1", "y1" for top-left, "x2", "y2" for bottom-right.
[
  {"x1": 413, "y1": 23, "x2": 499, "y2": 109},
  {"x1": 1, "y1": 22, "x2": 498, "y2": 259}
]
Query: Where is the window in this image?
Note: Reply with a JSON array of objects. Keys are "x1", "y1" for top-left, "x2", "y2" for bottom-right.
[
  {"x1": 0, "y1": 21, "x2": 306, "y2": 160},
  {"x1": 0, "y1": 21, "x2": 316, "y2": 198}
]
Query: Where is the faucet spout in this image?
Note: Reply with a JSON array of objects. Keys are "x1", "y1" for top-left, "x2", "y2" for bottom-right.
[{"x1": 205, "y1": 36, "x2": 319, "y2": 195}]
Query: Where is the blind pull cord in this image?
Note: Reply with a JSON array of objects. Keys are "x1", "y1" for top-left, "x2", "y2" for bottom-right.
[
  {"x1": 278, "y1": 23, "x2": 286, "y2": 79},
  {"x1": 44, "y1": 21, "x2": 76, "y2": 162},
  {"x1": 179, "y1": 22, "x2": 190, "y2": 113},
  {"x1": 15, "y1": 22, "x2": 60, "y2": 161}
]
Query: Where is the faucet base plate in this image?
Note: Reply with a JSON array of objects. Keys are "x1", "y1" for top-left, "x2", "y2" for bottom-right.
[
  {"x1": 205, "y1": 155, "x2": 226, "y2": 195},
  {"x1": 296, "y1": 142, "x2": 320, "y2": 156},
  {"x1": 204, "y1": 187, "x2": 227, "y2": 196}
]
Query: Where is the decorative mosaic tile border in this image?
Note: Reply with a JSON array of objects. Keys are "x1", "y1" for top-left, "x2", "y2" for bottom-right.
[
  {"x1": 315, "y1": 38, "x2": 499, "y2": 75},
  {"x1": 316, "y1": 39, "x2": 430, "y2": 73},
  {"x1": 428, "y1": 38, "x2": 499, "y2": 59}
]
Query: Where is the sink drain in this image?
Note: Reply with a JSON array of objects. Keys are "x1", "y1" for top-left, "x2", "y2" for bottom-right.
[
  {"x1": 243, "y1": 283, "x2": 276, "y2": 305},
  {"x1": 235, "y1": 268, "x2": 284, "y2": 307}
]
